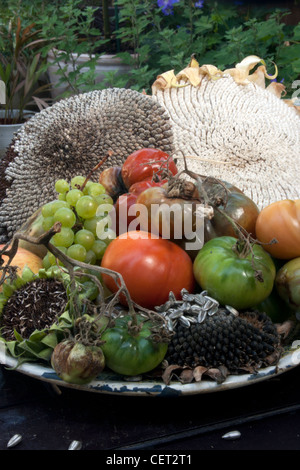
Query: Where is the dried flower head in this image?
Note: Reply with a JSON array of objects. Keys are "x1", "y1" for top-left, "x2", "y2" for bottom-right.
[
  {"x1": 0, "y1": 88, "x2": 174, "y2": 242},
  {"x1": 152, "y1": 56, "x2": 300, "y2": 208}
]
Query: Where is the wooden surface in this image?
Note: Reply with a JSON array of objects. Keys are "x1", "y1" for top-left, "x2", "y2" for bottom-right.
[{"x1": 1, "y1": 363, "x2": 300, "y2": 451}]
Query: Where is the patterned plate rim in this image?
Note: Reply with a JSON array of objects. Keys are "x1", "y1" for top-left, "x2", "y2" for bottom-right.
[{"x1": 1, "y1": 341, "x2": 300, "y2": 397}]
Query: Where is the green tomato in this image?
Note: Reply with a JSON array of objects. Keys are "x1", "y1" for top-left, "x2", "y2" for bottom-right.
[
  {"x1": 254, "y1": 287, "x2": 292, "y2": 323},
  {"x1": 193, "y1": 236, "x2": 276, "y2": 310},
  {"x1": 275, "y1": 257, "x2": 300, "y2": 312},
  {"x1": 101, "y1": 315, "x2": 168, "y2": 376}
]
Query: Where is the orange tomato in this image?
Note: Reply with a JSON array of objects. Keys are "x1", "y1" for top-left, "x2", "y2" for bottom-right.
[
  {"x1": 0, "y1": 245, "x2": 43, "y2": 275},
  {"x1": 255, "y1": 199, "x2": 300, "y2": 259}
]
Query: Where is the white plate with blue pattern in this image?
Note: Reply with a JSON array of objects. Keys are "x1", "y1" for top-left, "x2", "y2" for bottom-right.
[{"x1": 1, "y1": 340, "x2": 300, "y2": 397}]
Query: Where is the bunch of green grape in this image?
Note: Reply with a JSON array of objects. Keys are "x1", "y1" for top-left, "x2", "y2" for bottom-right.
[{"x1": 41, "y1": 175, "x2": 116, "y2": 269}]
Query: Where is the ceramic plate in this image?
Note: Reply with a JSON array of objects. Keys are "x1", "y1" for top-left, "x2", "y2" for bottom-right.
[{"x1": 1, "y1": 341, "x2": 300, "y2": 397}]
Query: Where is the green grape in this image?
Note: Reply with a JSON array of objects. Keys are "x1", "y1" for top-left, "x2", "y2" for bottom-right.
[
  {"x1": 66, "y1": 188, "x2": 83, "y2": 206},
  {"x1": 74, "y1": 229, "x2": 95, "y2": 250},
  {"x1": 52, "y1": 200, "x2": 70, "y2": 213},
  {"x1": 51, "y1": 227, "x2": 74, "y2": 247},
  {"x1": 42, "y1": 252, "x2": 52, "y2": 270},
  {"x1": 88, "y1": 183, "x2": 106, "y2": 198},
  {"x1": 53, "y1": 207, "x2": 76, "y2": 228},
  {"x1": 84, "y1": 215, "x2": 111, "y2": 236},
  {"x1": 85, "y1": 249, "x2": 97, "y2": 265},
  {"x1": 82, "y1": 180, "x2": 93, "y2": 195},
  {"x1": 55, "y1": 179, "x2": 70, "y2": 194},
  {"x1": 76, "y1": 195, "x2": 98, "y2": 219},
  {"x1": 58, "y1": 193, "x2": 67, "y2": 201},
  {"x1": 94, "y1": 194, "x2": 113, "y2": 206},
  {"x1": 96, "y1": 202, "x2": 114, "y2": 217},
  {"x1": 42, "y1": 216, "x2": 55, "y2": 231},
  {"x1": 67, "y1": 244, "x2": 87, "y2": 262},
  {"x1": 42, "y1": 247, "x2": 67, "y2": 268},
  {"x1": 91, "y1": 239, "x2": 107, "y2": 259},
  {"x1": 95, "y1": 214, "x2": 114, "y2": 239},
  {"x1": 42, "y1": 201, "x2": 56, "y2": 217},
  {"x1": 71, "y1": 175, "x2": 85, "y2": 189}
]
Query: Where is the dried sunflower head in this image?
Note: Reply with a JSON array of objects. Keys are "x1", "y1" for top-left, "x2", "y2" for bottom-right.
[
  {"x1": 0, "y1": 266, "x2": 95, "y2": 363},
  {"x1": 0, "y1": 88, "x2": 174, "y2": 243},
  {"x1": 152, "y1": 56, "x2": 300, "y2": 209}
]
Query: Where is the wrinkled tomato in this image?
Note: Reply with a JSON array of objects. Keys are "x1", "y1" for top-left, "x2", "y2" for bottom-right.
[
  {"x1": 101, "y1": 230, "x2": 195, "y2": 310},
  {"x1": 121, "y1": 148, "x2": 178, "y2": 189},
  {"x1": 255, "y1": 199, "x2": 300, "y2": 259},
  {"x1": 101, "y1": 315, "x2": 168, "y2": 376},
  {"x1": 204, "y1": 185, "x2": 260, "y2": 240}
]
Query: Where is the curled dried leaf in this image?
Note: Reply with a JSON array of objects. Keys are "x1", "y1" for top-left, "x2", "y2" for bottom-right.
[
  {"x1": 205, "y1": 366, "x2": 229, "y2": 384},
  {"x1": 177, "y1": 64, "x2": 223, "y2": 87},
  {"x1": 224, "y1": 56, "x2": 277, "y2": 86},
  {"x1": 152, "y1": 70, "x2": 188, "y2": 91},
  {"x1": 152, "y1": 55, "x2": 278, "y2": 92},
  {"x1": 179, "y1": 368, "x2": 194, "y2": 384},
  {"x1": 267, "y1": 81, "x2": 287, "y2": 98},
  {"x1": 193, "y1": 365, "x2": 208, "y2": 382}
]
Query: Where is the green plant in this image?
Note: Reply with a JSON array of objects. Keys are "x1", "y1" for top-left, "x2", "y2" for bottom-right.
[
  {"x1": 3, "y1": 1, "x2": 299, "y2": 99},
  {"x1": 36, "y1": 0, "x2": 120, "y2": 98},
  {"x1": 107, "y1": 0, "x2": 300, "y2": 96},
  {"x1": 0, "y1": 16, "x2": 51, "y2": 123}
]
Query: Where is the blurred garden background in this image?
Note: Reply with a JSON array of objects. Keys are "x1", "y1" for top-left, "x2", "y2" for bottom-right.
[{"x1": 0, "y1": 0, "x2": 299, "y2": 115}]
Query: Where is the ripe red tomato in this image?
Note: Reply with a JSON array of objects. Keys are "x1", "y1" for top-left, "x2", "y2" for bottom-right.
[
  {"x1": 101, "y1": 231, "x2": 195, "y2": 309},
  {"x1": 255, "y1": 199, "x2": 300, "y2": 259},
  {"x1": 121, "y1": 148, "x2": 178, "y2": 189},
  {"x1": 129, "y1": 179, "x2": 166, "y2": 196}
]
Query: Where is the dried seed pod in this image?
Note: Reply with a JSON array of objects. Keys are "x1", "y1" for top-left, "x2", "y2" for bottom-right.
[
  {"x1": 165, "y1": 309, "x2": 282, "y2": 372},
  {"x1": 51, "y1": 339, "x2": 105, "y2": 385}
]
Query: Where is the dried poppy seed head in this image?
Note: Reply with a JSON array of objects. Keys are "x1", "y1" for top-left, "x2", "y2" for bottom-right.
[{"x1": 0, "y1": 88, "x2": 174, "y2": 243}]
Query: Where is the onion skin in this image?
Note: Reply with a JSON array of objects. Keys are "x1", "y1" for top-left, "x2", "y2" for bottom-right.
[
  {"x1": 51, "y1": 340, "x2": 105, "y2": 385},
  {"x1": 99, "y1": 166, "x2": 126, "y2": 201},
  {"x1": 275, "y1": 257, "x2": 300, "y2": 312}
]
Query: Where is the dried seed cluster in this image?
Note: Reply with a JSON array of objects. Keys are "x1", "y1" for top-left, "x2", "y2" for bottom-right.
[
  {"x1": 0, "y1": 278, "x2": 68, "y2": 341},
  {"x1": 165, "y1": 308, "x2": 281, "y2": 372},
  {"x1": 155, "y1": 289, "x2": 221, "y2": 330},
  {"x1": 0, "y1": 88, "x2": 174, "y2": 243},
  {"x1": 153, "y1": 76, "x2": 300, "y2": 208}
]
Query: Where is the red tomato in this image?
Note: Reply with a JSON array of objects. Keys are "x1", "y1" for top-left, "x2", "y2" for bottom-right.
[
  {"x1": 129, "y1": 179, "x2": 166, "y2": 196},
  {"x1": 255, "y1": 199, "x2": 300, "y2": 259},
  {"x1": 101, "y1": 231, "x2": 195, "y2": 309},
  {"x1": 121, "y1": 148, "x2": 178, "y2": 189}
]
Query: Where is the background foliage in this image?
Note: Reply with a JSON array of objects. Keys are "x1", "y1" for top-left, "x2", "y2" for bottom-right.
[{"x1": 0, "y1": 0, "x2": 299, "y2": 99}]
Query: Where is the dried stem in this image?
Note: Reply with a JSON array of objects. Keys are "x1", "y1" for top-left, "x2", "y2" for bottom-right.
[
  {"x1": 79, "y1": 150, "x2": 113, "y2": 192},
  {"x1": 0, "y1": 223, "x2": 171, "y2": 340}
]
